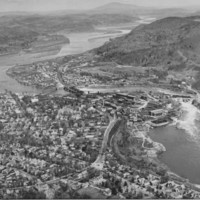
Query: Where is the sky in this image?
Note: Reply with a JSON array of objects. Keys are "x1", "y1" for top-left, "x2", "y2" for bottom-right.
[{"x1": 1, "y1": 0, "x2": 200, "y2": 12}]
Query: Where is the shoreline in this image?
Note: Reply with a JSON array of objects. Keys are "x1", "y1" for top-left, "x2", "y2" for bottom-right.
[
  {"x1": 1, "y1": 18, "x2": 200, "y2": 193},
  {"x1": 146, "y1": 123, "x2": 200, "y2": 189},
  {"x1": 4, "y1": 63, "x2": 200, "y2": 192},
  {"x1": 146, "y1": 99, "x2": 200, "y2": 188},
  {"x1": 0, "y1": 35, "x2": 70, "y2": 58}
]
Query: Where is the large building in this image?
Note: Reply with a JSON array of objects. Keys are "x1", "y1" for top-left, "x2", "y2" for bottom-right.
[
  {"x1": 114, "y1": 93, "x2": 135, "y2": 101},
  {"x1": 64, "y1": 86, "x2": 84, "y2": 96},
  {"x1": 149, "y1": 109, "x2": 165, "y2": 117}
]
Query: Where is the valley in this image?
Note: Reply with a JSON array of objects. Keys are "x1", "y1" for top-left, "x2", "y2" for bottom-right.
[{"x1": 1, "y1": 2, "x2": 200, "y2": 198}]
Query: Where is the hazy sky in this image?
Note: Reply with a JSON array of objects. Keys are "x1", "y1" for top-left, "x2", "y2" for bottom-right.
[{"x1": 1, "y1": 0, "x2": 200, "y2": 12}]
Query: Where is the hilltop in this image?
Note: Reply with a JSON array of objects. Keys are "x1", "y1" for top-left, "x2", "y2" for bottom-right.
[
  {"x1": 95, "y1": 17, "x2": 198, "y2": 65},
  {"x1": 0, "y1": 2, "x2": 196, "y2": 56},
  {"x1": 91, "y1": 2, "x2": 143, "y2": 15},
  {"x1": 0, "y1": 12, "x2": 138, "y2": 55},
  {"x1": 95, "y1": 16, "x2": 200, "y2": 90},
  {"x1": 92, "y1": 2, "x2": 191, "y2": 18}
]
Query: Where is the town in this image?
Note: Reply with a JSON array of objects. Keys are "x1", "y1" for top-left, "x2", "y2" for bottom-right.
[
  {"x1": 7, "y1": 53, "x2": 197, "y2": 96},
  {"x1": 0, "y1": 77, "x2": 199, "y2": 198},
  {"x1": 2, "y1": 0, "x2": 200, "y2": 198}
]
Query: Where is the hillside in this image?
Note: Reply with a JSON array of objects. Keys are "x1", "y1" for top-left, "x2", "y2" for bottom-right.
[
  {"x1": 0, "y1": 12, "x2": 139, "y2": 34},
  {"x1": 91, "y1": 2, "x2": 142, "y2": 15},
  {"x1": 0, "y1": 3, "x2": 195, "y2": 56},
  {"x1": 95, "y1": 16, "x2": 200, "y2": 90},
  {"x1": 0, "y1": 2, "x2": 196, "y2": 56},
  {"x1": 0, "y1": 12, "x2": 138, "y2": 55},
  {"x1": 92, "y1": 2, "x2": 191, "y2": 18}
]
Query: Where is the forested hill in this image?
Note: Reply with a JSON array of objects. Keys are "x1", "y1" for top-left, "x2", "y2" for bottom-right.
[{"x1": 95, "y1": 16, "x2": 200, "y2": 90}]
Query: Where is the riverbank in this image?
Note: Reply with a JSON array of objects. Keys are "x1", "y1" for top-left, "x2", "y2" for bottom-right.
[
  {"x1": 148, "y1": 99, "x2": 200, "y2": 185},
  {"x1": 106, "y1": 114, "x2": 200, "y2": 196},
  {"x1": 2, "y1": 16, "x2": 200, "y2": 195},
  {"x1": 0, "y1": 34, "x2": 70, "y2": 58}
]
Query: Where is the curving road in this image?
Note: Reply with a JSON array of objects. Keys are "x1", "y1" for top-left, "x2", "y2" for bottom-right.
[{"x1": 91, "y1": 114, "x2": 119, "y2": 170}]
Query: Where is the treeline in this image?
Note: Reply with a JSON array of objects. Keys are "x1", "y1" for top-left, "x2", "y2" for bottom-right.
[{"x1": 80, "y1": 71, "x2": 112, "y2": 81}]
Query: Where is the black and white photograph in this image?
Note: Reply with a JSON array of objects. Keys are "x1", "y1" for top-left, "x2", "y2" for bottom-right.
[{"x1": 0, "y1": 0, "x2": 200, "y2": 199}]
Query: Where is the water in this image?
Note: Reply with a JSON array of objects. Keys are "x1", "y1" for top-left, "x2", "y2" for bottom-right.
[
  {"x1": 57, "y1": 28, "x2": 131, "y2": 57},
  {"x1": 0, "y1": 66, "x2": 42, "y2": 94},
  {"x1": 0, "y1": 27, "x2": 132, "y2": 93},
  {"x1": 0, "y1": 17, "x2": 157, "y2": 93},
  {"x1": 2, "y1": 16, "x2": 200, "y2": 184},
  {"x1": 149, "y1": 101, "x2": 200, "y2": 184}
]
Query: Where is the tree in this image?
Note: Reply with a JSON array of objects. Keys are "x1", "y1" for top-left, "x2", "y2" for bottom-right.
[
  {"x1": 0, "y1": 123, "x2": 4, "y2": 131},
  {"x1": 124, "y1": 181, "x2": 128, "y2": 187},
  {"x1": 54, "y1": 190, "x2": 70, "y2": 199},
  {"x1": 124, "y1": 192, "x2": 134, "y2": 199},
  {"x1": 160, "y1": 175, "x2": 169, "y2": 184},
  {"x1": 20, "y1": 189, "x2": 46, "y2": 199},
  {"x1": 134, "y1": 192, "x2": 143, "y2": 199},
  {"x1": 79, "y1": 194, "x2": 92, "y2": 199},
  {"x1": 157, "y1": 168, "x2": 167, "y2": 177},
  {"x1": 118, "y1": 186, "x2": 122, "y2": 193},
  {"x1": 111, "y1": 187, "x2": 117, "y2": 195},
  {"x1": 87, "y1": 167, "x2": 100, "y2": 179}
]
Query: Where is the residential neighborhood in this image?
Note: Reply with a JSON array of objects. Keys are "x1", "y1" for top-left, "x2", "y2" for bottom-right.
[{"x1": 0, "y1": 83, "x2": 199, "y2": 198}]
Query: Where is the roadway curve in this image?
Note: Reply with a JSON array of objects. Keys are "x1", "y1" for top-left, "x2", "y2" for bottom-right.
[
  {"x1": 91, "y1": 114, "x2": 120, "y2": 169},
  {"x1": 92, "y1": 115, "x2": 127, "y2": 170}
]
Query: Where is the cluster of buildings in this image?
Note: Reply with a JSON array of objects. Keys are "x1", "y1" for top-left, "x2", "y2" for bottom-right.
[
  {"x1": 89, "y1": 167, "x2": 200, "y2": 199},
  {"x1": 8, "y1": 53, "x2": 192, "y2": 94},
  {"x1": 4, "y1": 52, "x2": 200, "y2": 198},
  {"x1": 7, "y1": 61, "x2": 59, "y2": 89},
  {"x1": 0, "y1": 85, "x2": 198, "y2": 198},
  {"x1": 0, "y1": 91, "x2": 109, "y2": 198}
]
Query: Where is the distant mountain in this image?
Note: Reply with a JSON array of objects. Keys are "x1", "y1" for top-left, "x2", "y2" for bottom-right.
[
  {"x1": 0, "y1": 3, "x2": 195, "y2": 57},
  {"x1": 91, "y1": 2, "x2": 192, "y2": 18},
  {"x1": 0, "y1": 8, "x2": 140, "y2": 55},
  {"x1": 95, "y1": 16, "x2": 200, "y2": 90},
  {"x1": 149, "y1": 8, "x2": 193, "y2": 18},
  {"x1": 91, "y1": 2, "x2": 144, "y2": 15},
  {"x1": 0, "y1": 11, "x2": 31, "y2": 16}
]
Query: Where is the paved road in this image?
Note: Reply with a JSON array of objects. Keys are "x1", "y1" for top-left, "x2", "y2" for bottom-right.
[{"x1": 91, "y1": 114, "x2": 119, "y2": 170}]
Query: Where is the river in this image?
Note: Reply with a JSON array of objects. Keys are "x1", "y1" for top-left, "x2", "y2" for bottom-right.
[
  {"x1": 149, "y1": 101, "x2": 200, "y2": 184},
  {"x1": 0, "y1": 28, "x2": 131, "y2": 93},
  {"x1": 0, "y1": 17, "x2": 157, "y2": 93},
  {"x1": 0, "y1": 24, "x2": 144, "y2": 93},
  {"x1": 0, "y1": 16, "x2": 200, "y2": 185}
]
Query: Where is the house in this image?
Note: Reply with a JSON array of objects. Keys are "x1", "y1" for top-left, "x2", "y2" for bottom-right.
[
  {"x1": 172, "y1": 95, "x2": 191, "y2": 101},
  {"x1": 31, "y1": 97, "x2": 39, "y2": 103},
  {"x1": 104, "y1": 101, "x2": 117, "y2": 109},
  {"x1": 114, "y1": 93, "x2": 135, "y2": 101},
  {"x1": 150, "y1": 109, "x2": 164, "y2": 117},
  {"x1": 85, "y1": 135, "x2": 95, "y2": 139}
]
